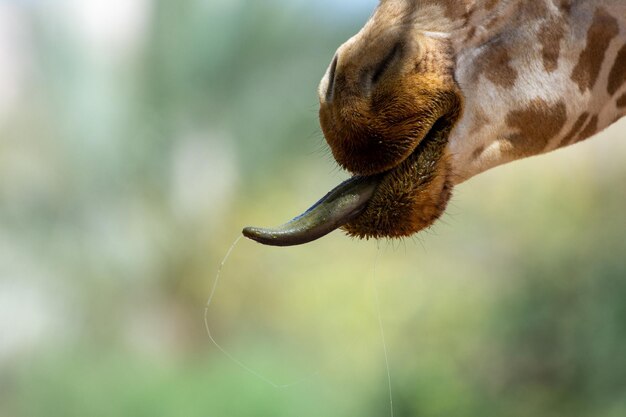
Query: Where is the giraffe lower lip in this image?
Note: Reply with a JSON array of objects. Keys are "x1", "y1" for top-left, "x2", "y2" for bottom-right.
[
  {"x1": 343, "y1": 114, "x2": 454, "y2": 239},
  {"x1": 242, "y1": 175, "x2": 382, "y2": 246}
]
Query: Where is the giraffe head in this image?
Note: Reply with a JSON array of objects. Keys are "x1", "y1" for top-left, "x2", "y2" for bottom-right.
[
  {"x1": 318, "y1": 0, "x2": 464, "y2": 239},
  {"x1": 243, "y1": 0, "x2": 626, "y2": 246}
]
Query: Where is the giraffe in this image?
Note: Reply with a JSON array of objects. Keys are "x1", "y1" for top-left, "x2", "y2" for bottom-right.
[{"x1": 243, "y1": 0, "x2": 626, "y2": 246}]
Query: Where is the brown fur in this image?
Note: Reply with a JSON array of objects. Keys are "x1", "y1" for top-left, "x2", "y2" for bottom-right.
[
  {"x1": 472, "y1": 145, "x2": 486, "y2": 160},
  {"x1": 484, "y1": 0, "x2": 499, "y2": 11},
  {"x1": 320, "y1": 71, "x2": 457, "y2": 175},
  {"x1": 473, "y1": 42, "x2": 518, "y2": 88},
  {"x1": 504, "y1": 100, "x2": 567, "y2": 158},
  {"x1": 575, "y1": 115, "x2": 599, "y2": 144},
  {"x1": 343, "y1": 108, "x2": 459, "y2": 239},
  {"x1": 571, "y1": 8, "x2": 619, "y2": 92},
  {"x1": 608, "y1": 44, "x2": 626, "y2": 96},
  {"x1": 538, "y1": 18, "x2": 565, "y2": 73},
  {"x1": 559, "y1": 0, "x2": 573, "y2": 15},
  {"x1": 559, "y1": 112, "x2": 590, "y2": 148}
]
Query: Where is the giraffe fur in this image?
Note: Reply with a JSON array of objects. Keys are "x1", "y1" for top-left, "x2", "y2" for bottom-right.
[{"x1": 317, "y1": 0, "x2": 626, "y2": 239}]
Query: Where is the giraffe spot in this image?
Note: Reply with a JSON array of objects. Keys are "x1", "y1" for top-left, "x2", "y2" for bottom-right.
[
  {"x1": 538, "y1": 18, "x2": 565, "y2": 73},
  {"x1": 558, "y1": 112, "x2": 590, "y2": 148},
  {"x1": 575, "y1": 115, "x2": 599, "y2": 144},
  {"x1": 473, "y1": 42, "x2": 518, "y2": 88},
  {"x1": 505, "y1": 99, "x2": 567, "y2": 157},
  {"x1": 616, "y1": 93, "x2": 626, "y2": 108},
  {"x1": 571, "y1": 8, "x2": 620, "y2": 93},
  {"x1": 608, "y1": 44, "x2": 626, "y2": 96}
]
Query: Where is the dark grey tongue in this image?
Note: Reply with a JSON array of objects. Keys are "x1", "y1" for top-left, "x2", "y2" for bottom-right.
[{"x1": 242, "y1": 175, "x2": 381, "y2": 247}]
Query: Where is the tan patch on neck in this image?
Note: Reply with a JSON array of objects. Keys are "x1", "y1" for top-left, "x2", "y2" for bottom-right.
[
  {"x1": 571, "y1": 8, "x2": 619, "y2": 93},
  {"x1": 473, "y1": 42, "x2": 518, "y2": 88},
  {"x1": 538, "y1": 18, "x2": 565, "y2": 72},
  {"x1": 575, "y1": 115, "x2": 599, "y2": 144},
  {"x1": 505, "y1": 99, "x2": 567, "y2": 157},
  {"x1": 616, "y1": 93, "x2": 626, "y2": 108},
  {"x1": 608, "y1": 44, "x2": 626, "y2": 96},
  {"x1": 558, "y1": 112, "x2": 590, "y2": 148}
]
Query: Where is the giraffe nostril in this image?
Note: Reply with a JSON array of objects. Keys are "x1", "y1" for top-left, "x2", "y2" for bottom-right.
[
  {"x1": 325, "y1": 54, "x2": 339, "y2": 102},
  {"x1": 370, "y1": 41, "x2": 403, "y2": 87}
]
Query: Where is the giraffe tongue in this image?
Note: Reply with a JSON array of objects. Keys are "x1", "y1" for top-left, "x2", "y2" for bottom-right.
[{"x1": 242, "y1": 175, "x2": 381, "y2": 247}]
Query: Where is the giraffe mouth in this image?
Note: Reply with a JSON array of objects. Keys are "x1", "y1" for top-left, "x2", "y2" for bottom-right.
[{"x1": 242, "y1": 116, "x2": 453, "y2": 246}]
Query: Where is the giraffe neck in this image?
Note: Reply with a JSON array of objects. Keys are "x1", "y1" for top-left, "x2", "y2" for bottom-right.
[{"x1": 416, "y1": 0, "x2": 626, "y2": 183}]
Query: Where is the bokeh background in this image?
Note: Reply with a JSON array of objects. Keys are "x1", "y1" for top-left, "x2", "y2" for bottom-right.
[{"x1": 1, "y1": 1, "x2": 625, "y2": 416}]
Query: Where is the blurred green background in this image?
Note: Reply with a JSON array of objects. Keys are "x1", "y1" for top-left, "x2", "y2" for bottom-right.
[{"x1": 1, "y1": 1, "x2": 625, "y2": 416}]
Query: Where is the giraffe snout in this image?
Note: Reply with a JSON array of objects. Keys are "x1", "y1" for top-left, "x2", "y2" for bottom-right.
[{"x1": 319, "y1": 40, "x2": 404, "y2": 106}]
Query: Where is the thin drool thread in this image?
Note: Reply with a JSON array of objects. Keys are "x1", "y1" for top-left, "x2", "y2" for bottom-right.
[
  {"x1": 204, "y1": 235, "x2": 313, "y2": 389},
  {"x1": 372, "y1": 248, "x2": 394, "y2": 417}
]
